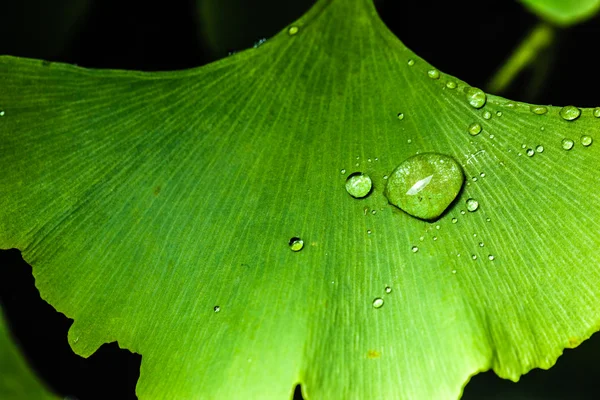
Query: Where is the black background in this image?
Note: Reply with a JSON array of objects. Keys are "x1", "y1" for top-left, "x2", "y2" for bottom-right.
[{"x1": 1, "y1": 0, "x2": 600, "y2": 399}]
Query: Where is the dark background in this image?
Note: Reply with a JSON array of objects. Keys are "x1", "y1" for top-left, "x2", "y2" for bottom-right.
[{"x1": 1, "y1": 0, "x2": 600, "y2": 399}]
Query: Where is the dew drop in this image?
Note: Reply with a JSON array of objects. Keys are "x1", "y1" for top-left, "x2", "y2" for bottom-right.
[
  {"x1": 496, "y1": 111, "x2": 503, "y2": 117},
  {"x1": 345, "y1": 172, "x2": 373, "y2": 198},
  {"x1": 536, "y1": 145, "x2": 544, "y2": 153},
  {"x1": 465, "y1": 87, "x2": 487, "y2": 109},
  {"x1": 367, "y1": 230, "x2": 372, "y2": 235},
  {"x1": 559, "y1": 105, "x2": 581, "y2": 121},
  {"x1": 530, "y1": 105, "x2": 548, "y2": 115},
  {"x1": 384, "y1": 153, "x2": 464, "y2": 221},
  {"x1": 526, "y1": 148, "x2": 535, "y2": 157},
  {"x1": 288, "y1": 26, "x2": 299, "y2": 36},
  {"x1": 253, "y1": 38, "x2": 267, "y2": 48},
  {"x1": 561, "y1": 138, "x2": 575, "y2": 151},
  {"x1": 427, "y1": 69, "x2": 440, "y2": 79},
  {"x1": 480, "y1": 172, "x2": 486, "y2": 178},
  {"x1": 407, "y1": 59, "x2": 415, "y2": 66},
  {"x1": 289, "y1": 237, "x2": 304, "y2": 252},
  {"x1": 460, "y1": 210, "x2": 466, "y2": 215},
  {"x1": 411, "y1": 246, "x2": 419, "y2": 253},
  {"x1": 397, "y1": 112, "x2": 405, "y2": 120},
  {"x1": 471, "y1": 254, "x2": 478, "y2": 260},
  {"x1": 446, "y1": 81, "x2": 457, "y2": 89},
  {"x1": 372, "y1": 298, "x2": 384, "y2": 309},
  {"x1": 594, "y1": 107, "x2": 600, "y2": 118},
  {"x1": 340, "y1": 169, "x2": 346, "y2": 174},
  {"x1": 383, "y1": 175, "x2": 388, "y2": 180},
  {"x1": 214, "y1": 306, "x2": 221, "y2": 313},
  {"x1": 0, "y1": 110, "x2": 4, "y2": 117},
  {"x1": 452, "y1": 269, "x2": 457, "y2": 274},
  {"x1": 488, "y1": 254, "x2": 495, "y2": 261},
  {"x1": 482, "y1": 111, "x2": 492, "y2": 120},
  {"x1": 466, "y1": 198, "x2": 479, "y2": 212},
  {"x1": 468, "y1": 123, "x2": 482, "y2": 136},
  {"x1": 385, "y1": 286, "x2": 392, "y2": 294},
  {"x1": 451, "y1": 217, "x2": 458, "y2": 223},
  {"x1": 472, "y1": 177, "x2": 478, "y2": 182},
  {"x1": 486, "y1": 217, "x2": 491, "y2": 222},
  {"x1": 479, "y1": 242, "x2": 485, "y2": 247},
  {"x1": 581, "y1": 135, "x2": 593, "y2": 147},
  {"x1": 371, "y1": 210, "x2": 377, "y2": 215}
]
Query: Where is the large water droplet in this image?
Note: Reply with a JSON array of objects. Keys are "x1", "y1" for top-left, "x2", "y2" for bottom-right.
[
  {"x1": 561, "y1": 138, "x2": 574, "y2": 151},
  {"x1": 288, "y1": 26, "x2": 299, "y2": 36},
  {"x1": 427, "y1": 69, "x2": 440, "y2": 79},
  {"x1": 468, "y1": 123, "x2": 482, "y2": 136},
  {"x1": 465, "y1": 87, "x2": 487, "y2": 109},
  {"x1": 466, "y1": 198, "x2": 479, "y2": 212},
  {"x1": 559, "y1": 105, "x2": 581, "y2": 121},
  {"x1": 384, "y1": 153, "x2": 464, "y2": 220},
  {"x1": 289, "y1": 237, "x2": 304, "y2": 252},
  {"x1": 345, "y1": 172, "x2": 372, "y2": 198},
  {"x1": 581, "y1": 135, "x2": 593, "y2": 147},
  {"x1": 372, "y1": 298, "x2": 384, "y2": 309},
  {"x1": 530, "y1": 105, "x2": 548, "y2": 115}
]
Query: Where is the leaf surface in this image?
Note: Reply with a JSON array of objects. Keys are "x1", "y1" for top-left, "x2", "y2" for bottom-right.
[{"x1": 1, "y1": 0, "x2": 600, "y2": 399}]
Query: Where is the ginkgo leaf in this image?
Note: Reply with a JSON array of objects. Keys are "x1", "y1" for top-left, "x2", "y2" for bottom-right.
[
  {"x1": 1, "y1": 0, "x2": 600, "y2": 399},
  {"x1": 519, "y1": 0, "x2": 600, "y2": 26}
]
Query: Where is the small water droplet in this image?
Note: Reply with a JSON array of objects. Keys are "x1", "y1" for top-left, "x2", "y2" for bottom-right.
[
  {"x1": 496, "y1": 111, "x2": 503, "y2": 117},
  {"x1": 345, "y1": 172, "x2": 373, "y2": 198},
  {"x1": 446, "y1": 81, "x2": 457, "y2": 89},
  {"x1": 581, "y1": 135, "x2": 593, "y2": 147},
  {"x1": 407, "y1": 139, "x2": 412, "y2": 144},
  {"x1": 427, "y1": 69, "x2": 440, "y2": 79},
  {"x1": 488, "y1": 254, "x2": 495, "y2": 261},
  {"x1": 214, "y1": 306, "x2": 221, "y2": 313},
  {"x1": 480, "y1": 172, "x2": 486, "y2": 178},
  {"x1": 289, "y1": 237, "x2": 304, "y2": 252},
  {"x1": 384, "y1": 153, "x2": 464, "y2": 221},
  {"x1": 530, "y1": 105, "x2": 548, "y2": 115},
  {"x1": 489, "y1": 134, "x2": 495, "y2": 139},
  {"x1": 486, "y1": 217, "x2": 491, "y2": 222},
  {"x1": 368, "y1": 158, "x2": 372, "y2": 163},
  {"x1": 460, "y1": 210, "x2": 466, "y2": 215},
  {"x1": 526, "y1": 148, "x2": 535, "y2": 157},
  {"x1": 536, "y1": 145, "x2": 544, "y2": 153},
  {"x1": 383, "y1": 175, "x2": 388, "y2": 180},
  {"x1": 521, "y1": 144, "x2": 527, "y2": 149},
  {"x1": 561, "y1": 138, "x2": 575, "y2": 151},
  {"x1": 482, "y1": 111, "x2": 492, "y2": 120},
  {"x1": 253, "y1": 38, "x2": 267, "y2": 48},
  {"x1": 397, "y1": 112, "x2": 405, "y2": 120},
  {"x1": 411, "y1": 246, "x2": 419, "y2": 253},
  {"x1": 468, "y1": 123, "x2": 482, "y2": 136},
  {"x1": 340, "y1": 169, "x2": 346, "y2": 174},
  {"x1": 465, "y1": 87, "x2": 487, "y2": 109},
  {"x1": 371, "y1": 210, "x2": 377, "y2": 215},
  {"x1": 288, "y1": 26, "x2": 299, "y2": 36},
  {"x1": 367, "y1": 229, "x2": 372, "y2": 235},
  {"x1": 471, "y1": 254, "x2": 478, "y2": 260},
  {"x1": 433, "y1": 236, "x2": 438, "y2": 241},
  {"x1": 372, "y1": 298, "x2": 384, "y2": 309},
  {"x1": 559, "y1": 105, "x2": 581, "y2": 121},
  {"x1": 385, "y1": 286, "x2": 392, "y2": 294},
  {"x1": 466, "y1": 198, "x2": 479, "y2": 212},
  {"x1": 594, "y1": 107, "x2": 600, "y2": 118},
  {"x1": 435, "y1": 225, "x2": 440, "y2": 230},
  {"x1": 472, "y1": 177, "x2": 478, "y2": 182},
  {"x1": 0, "y1": 110, "x2": 4, "y2": 117},
  {"x1": 419, "y1": 236, "x2": 425, "y2": 241},
  {"x1": 452, "y1": 269, "x2": 457, "y2": 274},
  {"x1": 407, "y1": 59, "x2": 415, "y2": 66},
  {"x1": 451, "y1": 218, "x2": 458, "y2": 223},
  {"x1": 479, "y1": 242, "x2": 485, "y2": 247}
]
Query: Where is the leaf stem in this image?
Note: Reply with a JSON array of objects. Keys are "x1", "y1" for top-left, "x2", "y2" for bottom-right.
[{"x1": 486, "y1": 22, "x2": 556, "y2": 95}]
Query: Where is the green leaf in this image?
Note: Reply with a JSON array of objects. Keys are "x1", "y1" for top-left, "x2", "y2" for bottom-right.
[
  {"x1": 519, "y1": 0, "x2": 600, "y2": 26},
  {"x1": 1, "y1": 0, "x2": 600, "y2": 398},
  {"x1": 0, "y1": 308, "x2": 59, "y2": 400}
]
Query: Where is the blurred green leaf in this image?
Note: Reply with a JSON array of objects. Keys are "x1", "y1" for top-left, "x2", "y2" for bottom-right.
[
  {"x1": 519, "y1": 0, "x2": 600, "y2": 26},
  {"x1": 1, "y1": 0, "x2": 600, "y2": 398},
  {"x1": 0, "y1": 308, "x2": 59, "y2": 400}
]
